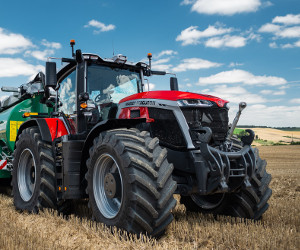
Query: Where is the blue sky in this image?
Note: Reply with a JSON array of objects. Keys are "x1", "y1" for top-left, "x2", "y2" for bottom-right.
[{"x1": 0, "y1": 0, "x2": 299, "y2": 127}]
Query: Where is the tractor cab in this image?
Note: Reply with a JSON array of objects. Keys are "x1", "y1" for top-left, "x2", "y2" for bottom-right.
[{"x1": 46, "y1": 44, "x2": 170, "y2": 135}]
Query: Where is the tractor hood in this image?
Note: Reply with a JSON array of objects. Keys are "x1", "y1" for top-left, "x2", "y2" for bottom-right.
[{"x1": 119, "y1": 91, "x2": 228, "y2": 108}]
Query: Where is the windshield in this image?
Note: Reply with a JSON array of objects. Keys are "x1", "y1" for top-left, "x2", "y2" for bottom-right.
[{"x1": 87, "y1": 64, "x2": 141, "y2": 104}]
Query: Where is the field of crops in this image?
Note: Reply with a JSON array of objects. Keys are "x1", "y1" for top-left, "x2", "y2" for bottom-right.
[{"x1": 0, "y1": 145, "x2": 299, "y2": 249}]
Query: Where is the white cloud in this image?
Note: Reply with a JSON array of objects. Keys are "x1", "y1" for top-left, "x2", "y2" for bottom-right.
[
  {"x1": 200, "y1": 86, "x2": 300, "y2": 126},
  {"x1": 259, "y1": 23, "x2": 281, "y2": 33},
  {"x1": 201, "y1": 85, "x2": 267, "y2": 104},
  {"x1": 229, "y1": 62, "x2": 244, "y2": 67},
  {"x1": 290, "y1": 98, "x2": 300, "y2": 104},
  {"x1": 84, "y1": 19, "x2": 116, "y2": 33},
  {"x1": 146, "y1": 50, "x2": 178, "y2": 72},
  {"x1": 155, "y1": 50, "x2": 178, "y2": 58},
  {"x1": 0, "y1": 28, "x2": 33, "y2": 55},
  {"x1": 176, "y1": 24, "x2": 258, "y2": 48},
  {"x1": 185, "y1": 0, "x2": 261, "y2": 16},
  {"x1": 259, "y1": 14, "x2": 300, "y2": 49},
  {"x1": 281, "y1": 43, "x2": 294, "y2": 49},
  {"x1": 260, "y1": 90, "x2": 273, "y2": 95},
  {"x1": 262, "y1": 1, "x2": 273, "y2": 8},
  {"x1": 152, "y1": 63, "x2": 173, "y2": 72},
  {"x1": 173, "y1": 58, "x2": 222, "y2": 72},
  {"x1": 197, "y1": 69, "x2": 287, "y2": 86},
  {"x1": 180, "y1": 0, "x2": 196, "y2": 5},
  {"x1": 205, "y1": 35, "x2": 247, "y2": 48},
  {"x1": 176, "y1": 25, "x2": 232, "y2": 46},
  {"x1": 260, "y1": 89, "x2": 286, "y2": 95},
  {"x1": 278, "y1": 26, "x2": 300, "y2": 38},
  {"x1": 269, "y1": 42, "x2": 278, "y2": 48},
  {"x1": 261, "y1": 25, "x2": 300, "y2": 39},
  {"x1": 238, "y1": 105, "x2": 300, "y2": 127},
  {"x1": 0, "y1": 58, "x2": 44, "y2": 77},
  {"x1": 41, "y1": 39, "x2": 61, "y2": 49},
  {"x1": 25, "y1": 49, "x2": 56, "y2": 61},
  {"x1": 144, "y1": 83, "x2": 156, "y2": 91},
  {"x1": 272, "y1": 14, "x2": 300, "y2": 25},
  {"x1": 201, "y1": 85, "x2": 300, "y2": 127},
  {"x1": 151, "y1": 58, "x2": 173, "y2": 71}
]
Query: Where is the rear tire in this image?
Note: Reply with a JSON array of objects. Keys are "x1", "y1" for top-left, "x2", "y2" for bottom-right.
[
  {"x1": 12, "y1": 127, "x2": 57, "y2": 212},
  {"x1": 181, "y1": 147, "x2": 272, "y2": 220},
  {"x1": 85, "y1": 128, "x2": 177, "y2": 236}
]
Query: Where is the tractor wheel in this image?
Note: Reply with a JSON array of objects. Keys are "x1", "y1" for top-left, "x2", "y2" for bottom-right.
[
  {"x1": 85, "y1": 128, "x2": 177, "y2": 237},
  {"x1": 181, "y1": 147, "x2": 272, "y2": 220},
  {"x1": 12, "y1": 127, "x2": 57, "y2": 212}
]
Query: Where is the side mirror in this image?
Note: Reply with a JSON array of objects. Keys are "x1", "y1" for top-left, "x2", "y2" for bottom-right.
[
  {"x1": 45, "y1": 62, "x2": 57, "y2": 88},
  {"x1": 76, "y1": 49, "x2": 84, "y2": 63},
  {"x1": 170, "y1": 77, "x2": 179, "y2": 91}
]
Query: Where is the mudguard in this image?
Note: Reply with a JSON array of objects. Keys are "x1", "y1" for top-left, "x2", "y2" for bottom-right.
[{"x1": 16, "y1": 118, "x2": 69, "y2": 144}]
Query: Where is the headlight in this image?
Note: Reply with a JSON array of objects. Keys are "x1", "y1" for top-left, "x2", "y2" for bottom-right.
[
  {"x1": 224, "y1": 102, "x2": 230, "y2": 110},
  {"x1": 177, "y1": 99, "x2": 213, "y2": 107}
]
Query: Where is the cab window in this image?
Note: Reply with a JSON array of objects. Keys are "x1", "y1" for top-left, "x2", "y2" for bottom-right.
[{"x1": 59, "y1": 69, "x2": 76, "y2": 115}]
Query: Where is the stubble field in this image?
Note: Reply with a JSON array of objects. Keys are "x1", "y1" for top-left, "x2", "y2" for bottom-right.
[{"x1": 0, "y1": 145, "x2": 299, "y2": 249}]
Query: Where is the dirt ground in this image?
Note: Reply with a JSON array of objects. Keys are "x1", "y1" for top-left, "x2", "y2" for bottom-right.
[{"x1": 0, "y1": 145, "x2": 299, "y2": 249}]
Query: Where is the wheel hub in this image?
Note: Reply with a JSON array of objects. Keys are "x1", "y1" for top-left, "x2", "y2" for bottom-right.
[
  {"x1": 17, "y1": 148, "x2": 37, "y2": 202},
  {"x1": 104, "y1": 173, "x2": 121, "y2": 198},
  {"x1": 93, "y1": 153, "x2": 123, "y2": 219}
]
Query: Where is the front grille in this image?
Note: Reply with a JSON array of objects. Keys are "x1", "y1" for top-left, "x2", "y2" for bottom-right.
[
  {"x1": 181, "y1": 107, "x2": 229, "y2": 143},
  {"x1": 148, "y1": 108, "x2": 186, "y2": 149}
]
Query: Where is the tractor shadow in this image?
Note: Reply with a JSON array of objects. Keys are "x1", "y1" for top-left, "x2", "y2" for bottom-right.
[{"x1": 0, "y1": 177, "x2": 12, "y2": 197}]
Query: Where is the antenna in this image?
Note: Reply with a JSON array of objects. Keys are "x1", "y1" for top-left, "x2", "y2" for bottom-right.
[{"x1": 112, "y1": 40, "x2": 115, "y2": 56}]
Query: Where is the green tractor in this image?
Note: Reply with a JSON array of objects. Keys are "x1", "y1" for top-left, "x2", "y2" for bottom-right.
[{"x1": 0, "y1": 41, "x2": 272, "y2": 236}]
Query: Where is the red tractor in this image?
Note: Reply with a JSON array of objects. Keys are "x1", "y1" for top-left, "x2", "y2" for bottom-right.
[{"x1": 11, "y1": 42, "x2": 272, "y2": 236}]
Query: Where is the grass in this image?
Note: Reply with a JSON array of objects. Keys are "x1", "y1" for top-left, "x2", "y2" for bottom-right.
[
  {"x1": 0, "y1": 145, "x2": 299, "y2": 249},
  {"x1": 233, "y1": 128, "x2": 244, "y2": 135}
]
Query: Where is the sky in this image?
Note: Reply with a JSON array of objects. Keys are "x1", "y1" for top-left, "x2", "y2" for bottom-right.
[{"x1": 0, "y1": 0, "x2": 299, "y2": 127}]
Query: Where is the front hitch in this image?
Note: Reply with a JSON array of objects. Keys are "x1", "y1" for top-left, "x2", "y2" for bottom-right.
[{"x1": 192, "y1": 127, "x2": 255, "y2": 195}]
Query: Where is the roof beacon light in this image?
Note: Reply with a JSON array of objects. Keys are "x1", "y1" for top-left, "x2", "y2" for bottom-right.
[
  {"x1": 70, "y1": 39, "x2": 75, "y2": 57},
  {"x1": 147, "y1": 53, "x2": 152, "y2": 69}
]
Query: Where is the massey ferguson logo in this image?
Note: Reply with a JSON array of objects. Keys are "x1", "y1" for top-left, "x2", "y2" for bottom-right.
[{"x1": 125, "y1": 100, "x2": 156, "y2": 106}]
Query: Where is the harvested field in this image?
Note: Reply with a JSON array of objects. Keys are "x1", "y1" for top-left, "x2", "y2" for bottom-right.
[
  {"x1": 242, "y1": 127, "x2": 300, "y2": 144},
  {"x1": 0, "y1": 145, "x2": 299, "y2": 249}
]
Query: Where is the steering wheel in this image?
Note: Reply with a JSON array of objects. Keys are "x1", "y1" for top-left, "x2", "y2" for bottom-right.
[{"x1": 94, "y1": 93, "x2": 103, "y2": 103}]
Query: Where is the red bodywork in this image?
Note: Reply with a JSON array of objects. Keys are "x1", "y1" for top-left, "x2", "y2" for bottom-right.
[
  {"x1": 45, "y1": 118, "x2": 69, "y2": 141},
  {"x1": 119, "y1": 91, "x2": 228, "y2": 107},
  {"x1": 119, "y1": 107, "x2": 154, "y2": 122}
]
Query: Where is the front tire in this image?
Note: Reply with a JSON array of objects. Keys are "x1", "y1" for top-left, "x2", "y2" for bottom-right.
[
  {"x1": 86, "y1": 128, "x2": 177, "y2": 236},
  {"x1": 12, "y1": 127, "x2": 57, "y2": 212},
  {"x1": 181, "y1": 147, "x2": 272, "y2": 220}
]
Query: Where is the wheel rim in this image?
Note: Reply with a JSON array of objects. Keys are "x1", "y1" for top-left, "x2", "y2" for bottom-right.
[
  {"x1": 93, "y1": 153, "x2": 123, "y2": 219},
  {"x1": 191, "y1": 193, "x2": 225, "y2": 210},
  {"x1": 17, "y1": 148, "x2": 37, "y2": 202}
]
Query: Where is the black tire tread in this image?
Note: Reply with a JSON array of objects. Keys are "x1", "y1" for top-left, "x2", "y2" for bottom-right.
[
  {"x1": 86, "y1": 128, "x2": 176, "y2": 236},
  {"x1": 13, "y1": 127, "x2": 57, "y2": 212}
]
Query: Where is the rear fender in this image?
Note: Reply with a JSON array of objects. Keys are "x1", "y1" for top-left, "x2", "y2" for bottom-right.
[{"x1": 16, "y1": 118, "x2": 69, "y2": 146}]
